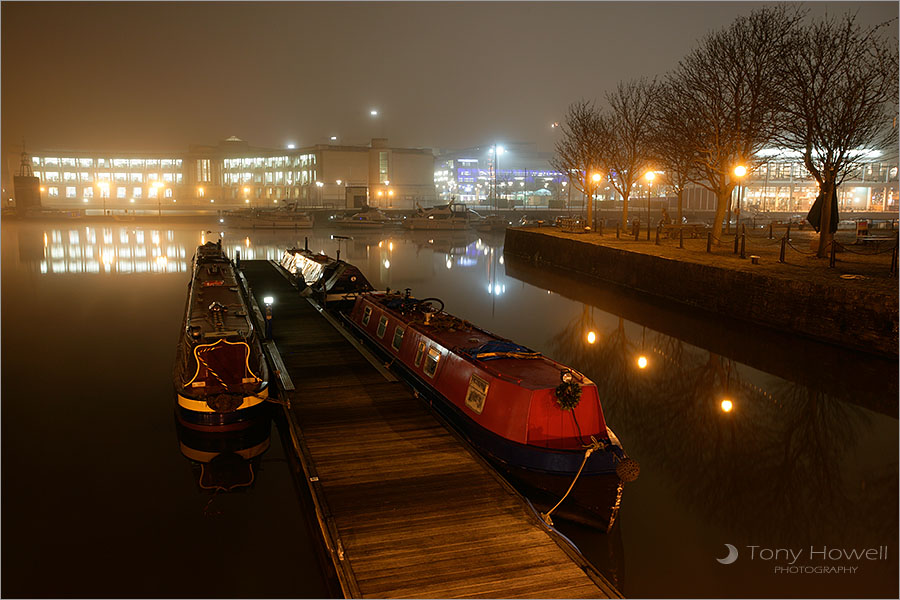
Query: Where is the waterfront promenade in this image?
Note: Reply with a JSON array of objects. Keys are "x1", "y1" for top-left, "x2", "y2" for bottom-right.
[{"x1": 504, "y1": 225, "x2": 898, "y2": 357}]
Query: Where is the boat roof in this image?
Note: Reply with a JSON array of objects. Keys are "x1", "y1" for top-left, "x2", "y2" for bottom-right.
[
  {"x1": 365, "y1": 292, "x2": 587, "y2": 390},
  {"x1": 187, "y1": 243, "x2": 254, "y2": 340}
]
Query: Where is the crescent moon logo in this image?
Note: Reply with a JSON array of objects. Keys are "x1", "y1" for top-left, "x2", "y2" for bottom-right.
[{"x1": 717, "y1": 543, "x2": 739, "y2": 564}]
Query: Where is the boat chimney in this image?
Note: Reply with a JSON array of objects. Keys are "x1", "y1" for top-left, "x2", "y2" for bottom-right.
[{"x1": 304, "y1": 236, "x2": 308, "y2": 251}]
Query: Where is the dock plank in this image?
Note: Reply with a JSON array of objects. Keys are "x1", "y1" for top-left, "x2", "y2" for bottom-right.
[{"x1": 239, "y1": 260, "x2": 617, "y2": 599}]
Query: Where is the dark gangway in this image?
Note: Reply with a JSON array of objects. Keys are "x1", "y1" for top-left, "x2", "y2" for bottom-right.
[{"x1": 237, "y1": 259, "x2": 619, "y2": 599}]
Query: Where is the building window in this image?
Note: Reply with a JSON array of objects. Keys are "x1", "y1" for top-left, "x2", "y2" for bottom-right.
[
  {"x1": 130, "y1": 173, "x2": 143, "y2": 183},
  {"x1": 196, "y1": 159, "x2": 211, "y2": 183},
  {"x1": 62, "y1": 158, "x2": 76, "y2": 167},
  {"x1": 377, "y1": 315, "x2": 388, "y2": 338},
  {"x1": 379, "y1": 151, "x2": 389, "y2": 183},
  {"x1": 48, "y1": 187, "x2": 59, "y2": 197},
  {"x1": 63, "y1": 172, "x2": 77, "y2": 182},
  {"x1": 117, "y1": 187, "x2": 126, "y2": 199},
  {"x1": 133, "y1": 187, "x2": 142, "y2": 198},
  {"x1": 66, "y1": 187, "x2": 76, "y2": 198},
  {"x1": 83, "y1": 187, "x2": 93, "y2": 199},
  {"x1": 44, "y1": 171, "x2": 60, "y2": 182}
]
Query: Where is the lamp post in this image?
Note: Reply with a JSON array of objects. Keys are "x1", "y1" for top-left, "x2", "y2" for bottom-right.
[
  {"x1": 492, "y1": 145, "x2": 505, "y2": 212},
  {"x1": 733, "y1": 165, "x2": 747, "y2": 229},
  {"x1": 153, "y1": 181, "x2": 165, "y2": 218},
  {"x1": 97, "y1": 181, "x2": 110, "y2": 216},
  {"x1": 315, "y1": 181, "x2": 324, "y2": 206},
  {"x1": 590, "y1": 172, "x2": 602, "y2": 231},
  {"x1": 645, "y1": 171, "x2": 656, "y2": 240}
]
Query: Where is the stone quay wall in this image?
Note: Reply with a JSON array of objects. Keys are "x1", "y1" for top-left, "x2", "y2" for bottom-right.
[{"x1": 504, "y1": 228, "x2": 898, "y2": 357}]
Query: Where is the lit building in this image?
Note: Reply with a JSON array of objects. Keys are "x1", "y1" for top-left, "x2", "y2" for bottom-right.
[
  {"x1": 26, "y1": 137, "x2": 436, "y2": 212},
  {"x1": 434, "y1": 146, "x2": 566, "y2": 207},
  {"x1": 435, "y1": 145, "x2": 898, "y2": 215}
]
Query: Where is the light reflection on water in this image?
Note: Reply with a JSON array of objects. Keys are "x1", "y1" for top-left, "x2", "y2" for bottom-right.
[{"x1": 4, "y1": 220, "x2": 897, "y2": 599}]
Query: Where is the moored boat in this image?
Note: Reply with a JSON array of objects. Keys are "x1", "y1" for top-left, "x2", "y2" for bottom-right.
[
  {"x1": 343, "y1": 289, "x2": 639, "y2": 530},
  {"x1": 330, "y1": 206, "x2": 401, "y2": 228},
  {"x1": 279, "y1": 245, "x2": 374, "y2": 306},
  {"x1": 403, "y1": 200, "x2": 483, "y2": 230},
  {"x1": 173, "y1": 240, "x2": 270, "y2": 430}
]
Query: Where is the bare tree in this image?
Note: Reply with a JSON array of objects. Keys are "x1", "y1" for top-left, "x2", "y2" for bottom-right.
[
  {"x1": 650, "y1": 82, "x2": 699, "y2": 224},
  {"x1": 597, "y1": 78, "x2": 658, "y2": 227},
  {"x1": 778, "y1": 12, "x2": 899, "y2": 257},
  {"x1": 551, "y1": 100, "x2": 603, "y2": 228},
  {"x1": 665, "y1": 5, "x2": 801, "y2": 243}
]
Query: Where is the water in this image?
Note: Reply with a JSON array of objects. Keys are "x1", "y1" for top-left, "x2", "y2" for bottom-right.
[{"x1": 3, "y1": 219, "x2": 896, "y2": 598}]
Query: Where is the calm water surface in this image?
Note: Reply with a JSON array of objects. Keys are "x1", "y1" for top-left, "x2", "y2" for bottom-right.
[{"x1": 2, "y1": 219, "x2": 896, "y2": 598}]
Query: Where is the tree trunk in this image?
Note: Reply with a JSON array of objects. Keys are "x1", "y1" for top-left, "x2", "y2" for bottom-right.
[
  {"x1": 621, "y1": 192, "x2": 629, "y2": 227},
  {"x1": 677, "y1": 189, "x2": 684, "y2": 224},
  {"x1": 816, "y1": 178, "x2": 836, "y2": 258},
  {"x1": 711, "y1": 189, "x2": 731, "y2": 244}
]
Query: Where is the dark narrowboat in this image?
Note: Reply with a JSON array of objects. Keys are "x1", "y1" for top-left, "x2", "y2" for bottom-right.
[{"x1": 173, "y1": 241, "x2": 270, "y2": 431}]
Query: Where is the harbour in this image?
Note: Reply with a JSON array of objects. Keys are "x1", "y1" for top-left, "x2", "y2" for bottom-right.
[{"x1": 2, "y1": 219, "x2": 896, "y2": 597}]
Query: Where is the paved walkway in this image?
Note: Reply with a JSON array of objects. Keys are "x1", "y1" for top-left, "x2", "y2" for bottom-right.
[{"x1": 536, "y1": 224, "x2": 898, "y2": 297}]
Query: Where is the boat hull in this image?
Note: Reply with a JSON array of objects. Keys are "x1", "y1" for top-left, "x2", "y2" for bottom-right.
[{"x1": 175, "y1": 393, "x2": 269, "y2": 431}]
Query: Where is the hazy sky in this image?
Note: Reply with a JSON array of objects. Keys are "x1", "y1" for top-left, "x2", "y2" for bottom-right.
[{"x1": 2, "y1": 1, "x2": 896, "y2": 167}]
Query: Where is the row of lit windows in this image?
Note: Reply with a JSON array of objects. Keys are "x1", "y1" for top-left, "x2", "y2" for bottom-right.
[
  {"x1": 32, "y1": 157, "x2": 182, "y2": 169},
  {"x1": 35, "y1": 171, "x2": 182, "y2": 184},
  {"x1": 45, "y1": 186, "x2": 174, "y2": 199},
  {"x1": 222, "y1": 155, "x2": 314, "y2": 170}
]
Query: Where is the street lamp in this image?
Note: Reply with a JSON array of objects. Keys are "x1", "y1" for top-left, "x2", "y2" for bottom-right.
[
  {"x1": 645, "y1": 171, "x2": 656, "y2": 240},
  {"x1": 97, "y1": 181, "x2": 110, "y2": 216},
  {"x1": 590, "y1": 172, "x2": 602, "y2": 230},
  {"x1": 491, "y1": 145, "x2": 505, "y2": 211},
  {"x1": 316, "y1": 181, "x2": 324, "y2": 206},
  {"x1": 153, "y1": 181, "x2": 165, "y2": 218},
  {"x1": 733, "y1": 165, "x2": 747, "y2": 230}
]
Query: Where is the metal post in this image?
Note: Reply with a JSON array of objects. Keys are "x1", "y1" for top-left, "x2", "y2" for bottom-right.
[
  {"x1": 679, "y1": 227, "x2": 684, "y2": 249},
  {"x1": 768, "y1": 222, "x2": 773, "y2": 239},
  {"x1": 740, "y1": 225, "x2": 746, "y2": 259},
  {"x1": 655, "y1": 225, "x2": 660, "y2": 245},
  {"x1": 890, "y1": 244, "x2": 897, "y2": 274},
  {"x1": 646, "y1": 187, "x2": 651, "y2": 241},
  {"x1": 707, "y1": 232, "x2": 712, "y2": 253},
  {"x1": 829, "y1": 240, "x2": 836, "y2": 268},
  {"x1": 779, "y1": 236, "x2": 786, "y2": 263},
  {"x1": 733, "y1": 230, "x2": 739, "y2": 254},
  {"x1": 616, "y1": 223, "x2": 620, "y2": 239},
  {"x1": 634, "y1": 219, "x2": 640, "y2": 241}
]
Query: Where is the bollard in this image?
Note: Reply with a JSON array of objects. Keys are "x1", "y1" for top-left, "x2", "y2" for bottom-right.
[
  {"x1": 733, "y1": 230, "x2": 739, "y2": 254},
  {"x1": 785, "y1": 223, "x2": 791, "y2": 242},
  {"x1": 679, "y1": 227, "x2": 684, "y2": 249},
  {"x1": 707, "y1": 232, "x2": 712, "y2": 253},
  {"x1": 616, "y1": 223, "x2": 620, "y2": 239},
  {"x1": 646, "y1": 220, "x2": 651, "y2": 241},
  {"x1": 235, "y1": 249, "x2": 241, "y2": 269},
  {"x1": 740, "y1": 230, "x2": 746, "y2": 259},
  {"x1": 891, "y1": 245, "x2": 898, "y2": 274},
  {"x1": 598, "y1": 221, "x2": 603, "y2": 236},
  {"x1": 779, "y1": 236, "x2": 786, "y2": 263},
  {"x1": 633, "y1": 219, "x2": 640, "y2": 241},
  {"x1": 829, "y1": 240, "x2": 837, "y2": 268},
  {"x1": 655, "y1": 225, "x2": 660, "y2": 245},
  {"x1": 768, "y1": 223, "x2": 773, "y2": 239}
]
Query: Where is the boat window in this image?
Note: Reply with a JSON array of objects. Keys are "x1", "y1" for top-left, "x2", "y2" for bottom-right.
[
  {"x1": 392, "y1": 325, "x2": 405, "y2": 351},
  {"x1": 362, "y1": 305, "x2": 372, "y2": 325},
  {"x1": 423, "y1": 347, "x2": 440, "y2": 378},
  {"x1": 465, "y1": 374, "x2": 489, "y2": 415},
  {"x1": 377, "y1": 315, "x2": 388, "y2": 338},
  {"x1": 414, "y1": 341, "x2": 426, "y2": 366}
]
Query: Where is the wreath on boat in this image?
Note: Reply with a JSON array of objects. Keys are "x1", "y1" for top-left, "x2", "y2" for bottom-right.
[{"x1": 554, "y1": 381, "x2": 581, "y2": 411}]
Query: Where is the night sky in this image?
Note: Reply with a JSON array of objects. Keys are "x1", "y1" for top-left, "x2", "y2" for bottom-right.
[{"x1": 2, "y1": 1, "x2": 896, "y2": 165}]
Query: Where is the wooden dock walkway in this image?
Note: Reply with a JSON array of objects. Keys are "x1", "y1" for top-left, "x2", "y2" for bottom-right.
[{"x1": 238, "y1": 259, "x2": 620, "y2": 599}]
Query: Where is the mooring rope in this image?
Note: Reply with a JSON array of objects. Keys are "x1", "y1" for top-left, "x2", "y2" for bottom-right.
[{"x1": 541, "y1": 436, "x2": 604, "y2": 527}]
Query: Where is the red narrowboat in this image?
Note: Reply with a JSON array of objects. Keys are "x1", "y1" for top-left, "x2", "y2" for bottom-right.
[{"x1": 344, "y1": 289, "x2": 639, "y2": 530}]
